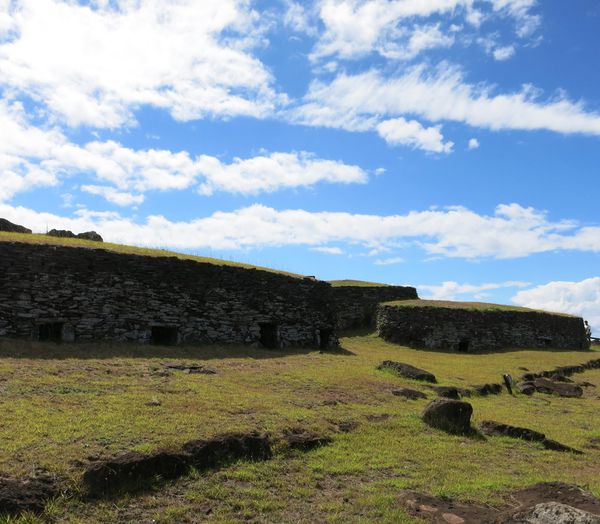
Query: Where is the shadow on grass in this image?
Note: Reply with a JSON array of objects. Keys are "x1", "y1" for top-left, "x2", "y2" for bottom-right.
[
  {"x1": 381, "y1": 341, "x2": 595, "y2": 356},
  {"x1": 0, "y1": 338, "x2": 355, "y2": 361}
]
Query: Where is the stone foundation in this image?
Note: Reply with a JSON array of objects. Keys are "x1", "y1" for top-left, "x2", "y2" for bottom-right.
[{"x1": 377, "y1": 301, "x2": 589, "y2": 351}]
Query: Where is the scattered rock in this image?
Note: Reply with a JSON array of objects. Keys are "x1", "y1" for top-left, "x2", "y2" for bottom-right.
[
  {"x1": 430, "y1": 386, "x2": 462, "y2": 399},
  {"x1": 47, "y1": 229, "x2": 76, "y2": 238},
  {"x1": 365, "y1": 413, "x2": 392, "y2": 422},
  {"x1": 0, "y1": 473, "x2": 60, "y2": 515},
  {"x1": 392, "y1": 387, "x2": 427, "y2": 400},
  {"x1": 470, "y1": 383, "x2": 503, "y2": 396},
  {"x1": 182, "y1": 431, "x2": 272, "y2": 469},
  {"x1": 510, "y1": 501, "x2": 600, "y2": 524},
  {"x1": 83, "y1": 450, "x2": 190, "y2": 496},
  {"x1": 532, "y1": 378, "x2": 583, "y2": 398},
  {"x1": 0, "y1": 218, "x2": 31, "y2": 234},
  {"x1": 378, "y1": 360, "x2": 437, "y2": 383},
  {"x1": 479, "y1": 420, "x2": 582, "y2": 454},
  {"x1": 77, "y1": 231, "x2": 103, "y2": 242},
  {"x1": 583, "y1": 437, "x2": 600, "y2": 450},
  {"x1": 332, "y1": 421, "x2": 359, "y2": 433},
  {"x1": 282, "y1": 428, "x2": 332, "y2": 451},
  {"x1": 162, "y1": 362, "x2": 217, "y2": 374},
  {"x1": 422, "y1": 399, "x2": 473, "y2": 435},
  {"x1": 399, "y1": 482, "x2": 600, "y2": 523},
  {"x1": 518, "y1": 382, "x2": 536, "y2": 395},
  {"x1": 145, "y1": 398, "x2": 161, "y2": 407}
]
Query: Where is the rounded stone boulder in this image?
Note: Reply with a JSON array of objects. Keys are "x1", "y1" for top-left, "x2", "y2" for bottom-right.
[{"x1": 422, "y1": 399, "x2": 473, "y2": 435}]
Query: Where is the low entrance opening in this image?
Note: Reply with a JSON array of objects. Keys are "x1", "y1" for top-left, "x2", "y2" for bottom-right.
[
  {"x1": 259, "y1": 323, "x2": 278, "y2": 349},
  {"x1": 320, "y1": 328, "x2": 333, "y2": 349},
  {"x1": 151, "y1": 326, "x2": 178, "y2": 346},
  {"x1": 542, "y1": 337, "x2": 552, "y2": 347},
  {"x1": 457, "y1": 338, "x2": 470, "y2": 352},
  {"x1": 38, "y1": 322, "x2": 64, "y2": 342}
]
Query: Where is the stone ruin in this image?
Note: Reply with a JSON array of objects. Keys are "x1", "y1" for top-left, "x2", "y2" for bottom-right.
[{"x1": 377, "y1": 300, "x2": 589, "y2": 352}]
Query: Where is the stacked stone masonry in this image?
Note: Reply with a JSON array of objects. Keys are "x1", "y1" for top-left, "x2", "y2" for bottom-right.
[
  {"x1": 332, "y1": 286, "x2": 418, "y2": 330},
  {"x1": 377, "y1": 304, "x2": 589, "y2": 352},
  {"x1": 0, "y1": 243, "x2": 338, "y2": 348}
]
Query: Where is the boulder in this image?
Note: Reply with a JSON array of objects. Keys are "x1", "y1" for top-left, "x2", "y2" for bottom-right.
[
  {"x1": 0, "y1": 218, "x2": 31, "y2": 234},
  {"x1": 422, "y1": 399, "x2": 473, "y2": 435},
  {"x1": 510, "y1": 502, "x2": 600, "y2": 523},
  {"x1": 391, "y1": 387, "x2": 427, "y2": 400},
  {"x1": 533, "y1": 378, "x2": 583, "y2": 398},
  {"x1": 471, "y1": 383, "x2": 503, "y2": 396},
  {"x1": 378, "y1": 360, "x2": 437, "y2": 383},
  {"x1": 431, "y1": 386, "x2": 461, "y2": 399},
  {"x1": 76, "y1": 231, "x2": 103, "y2": 242},
  {"x1": 518, "y1": 382, "x2": 536, "y2": 395},
  {"x1": 47, "y1": 229, "x2": 76, "y2": 238}
]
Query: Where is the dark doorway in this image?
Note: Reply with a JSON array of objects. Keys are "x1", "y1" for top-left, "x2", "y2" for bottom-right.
[
  {"x1": 38, "y1": 322, "x2": 64, "y2": 342},
  {"x1": 259, "y1": 323, "x2": 278, "y2": 349},
  {"x1": 320, "y1": 328, "x2": 333, "y2": 349},
  {"x1": 457, "y1": 338, "x2": 470, "y2": 352},
  {"x1": 151, "y1": 326, "x2": 178, "y2": 346},
  {"x1": 542, "y1": 337, "x2": 552, "y2": 347}
]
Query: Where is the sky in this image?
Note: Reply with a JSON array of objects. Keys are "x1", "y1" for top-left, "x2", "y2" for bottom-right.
[{"x1": 0, "y1": 0, "x2": 599, "y2": 331}]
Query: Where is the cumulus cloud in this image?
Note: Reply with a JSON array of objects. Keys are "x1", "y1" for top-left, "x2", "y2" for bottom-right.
[
  {"x1": 377, "y1": 117, "x2": 453, "y2": 153},
  {"x1": 294, "y1": 64, "x2": 600, "y2": 135},
  {"x1": 468, "y1": 138, "x2": 480, "y2": 149},
  {"x1": 0, "y1": 0, "x2": 283, "y2": 127},
  {"x1": 493, "y1": 45, "x2": 516, "y2": 60},
  {"x1": 1, "y1": 202, "x2": 599, "y2": 260},
  {"x1": 513, "y1": 277, "x2": 600, "y2": 332},
  {"x1": 420, "y1": 280, "x2": 530, "y2": 300}
]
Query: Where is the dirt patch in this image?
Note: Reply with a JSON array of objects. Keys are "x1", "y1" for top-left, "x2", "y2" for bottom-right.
[
  {"x1": 398, "y1": 482, "x2": 600, "y2": 523},
  {"x1": 282, "y1": 428, "x2": 332, "y2": 451},
  {"x1": 0, "y1": 473, "x2": 60, "y2": 516}
]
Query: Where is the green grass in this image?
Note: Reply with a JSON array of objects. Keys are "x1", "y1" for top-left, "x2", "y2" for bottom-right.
[
  {"x1": 0, "y1": 335, "x2": 598, "y2": 523},
  {"x1": 382, "y1": 298, "x2": 574, "y2": 316},
  {"x1": 328, "y1": 279, "x2": 391, "y2": 287},
  {"x1": 0, "y1": 231, "x2": 301, "y2": 278}
]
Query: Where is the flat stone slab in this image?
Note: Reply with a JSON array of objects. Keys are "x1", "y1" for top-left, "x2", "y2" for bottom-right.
[
  {"x1": 162, "y1": 362, "x2": 217, "y2": 374},
  {"x1": 532, "y1": 378, "x2": 583, "y2": 398},
  {"x1": 378, "y1": 360, "x2": 437, "y2": 383}
]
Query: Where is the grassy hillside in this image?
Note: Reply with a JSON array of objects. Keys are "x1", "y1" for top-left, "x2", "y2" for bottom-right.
[
  {"x1": 0, "y1": 335, "x2": 598, "y2": 523},
  {"x1": 329, "y1": 279, "x2": 392, "y2": 287},
  {"x1": 382, "y1": 299, "x2": 574, "y2": 316},
  {"x1": 0, "y1": 231, "x2": 301, "y2": 278}
]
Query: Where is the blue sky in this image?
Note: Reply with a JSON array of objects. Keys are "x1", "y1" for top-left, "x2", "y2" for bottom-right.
[{"x1": 0, "y1": 0, "x2": 599, "y2": 329}]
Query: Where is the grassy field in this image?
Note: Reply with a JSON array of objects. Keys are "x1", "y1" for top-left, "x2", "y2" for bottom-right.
[
  {"x1": 0, "y1": 334, "x2": 598, "y2": 523},
  {"x1": 0, "y1": 232, "x2": 301, "y2": 278},
  {"x1": 382, "y1": 298, "x2": 574, "y2": 316}
]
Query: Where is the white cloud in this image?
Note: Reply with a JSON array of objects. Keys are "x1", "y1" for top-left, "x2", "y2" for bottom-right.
[
  {"x1": 0, "y1": 0, "x2": 283, "y2": 127},
  {"x1": 310, "y1": 246, "x2": 344, "y2": 255},
  {"x1": 377, "y1": 117, "x2": 453, "y2": 153},
  {"x1": 493, "y1": 45, "x2": 515, "y2": 60},
  {"x1": 374, "y1": 256, "x2": 404, "y2": 265},
  {"x1": 513, "y1": 277, "x2": 600, "y2": 332},
  {"x1": 80, "y1": 185, "x2": 145, "y2": 207},
  {"x1": 1, "y1": 202, "x2": 599, "y2": 260},
  {"x1": 420, "y1": 280, "x2": 530, "y2": 300},
  {"x1": 284, "y1": 1, "x2": 317, "y2": 36},
  {"x1": 294, "y1": 64, "x2": 600, "y2": 135},
  {"x1": 379, "y1": 23, "x2": 454, "y2": 60},
  {"x1": 468, "y1": 138, "x2": 480, "y2": 149}
]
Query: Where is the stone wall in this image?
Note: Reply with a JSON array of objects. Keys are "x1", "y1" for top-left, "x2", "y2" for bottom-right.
[
  {"x1": 0, "y1": 242, "x2": 337, "y2": 348},
  {"x1": 332, "y1": 286, "x2": 418, "y2": 330},
  {"x1": 377, "y1": 303, "x2": 589, "y2": 351}
]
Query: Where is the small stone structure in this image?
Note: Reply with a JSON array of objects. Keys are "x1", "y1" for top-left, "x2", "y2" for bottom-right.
[
  {"x1": 0, "y1": 242, "x2": 337, "y2": 348},
  {"x1": 330, "y1": 284, "x2": 417, "y2": 330},
  {"x1": 377, "y1": 300, "x2": 589, "y2": 351}
]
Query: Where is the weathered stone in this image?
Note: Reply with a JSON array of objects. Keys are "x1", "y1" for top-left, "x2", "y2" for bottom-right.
[
  {"x1": 480, "y1": 420, "x2": 545, "y2": 442},
  {"x1": 47, "y1": 229, "x2": 76, "y2": 238},
  {"x1": 470, "y1": 383, "x2": 503, "y2": 396},
  {"x1": 431, "y1": 386, "x2": 461, "y2": 399},
  {"x1": 422, "y1": 399, "x2": 473, "y2": 435},
  {"x1": 392, "y1": 387, "x2": 428, "y2": 400},
  {"x1": 77, "y1": 231, "x2": 103, "y2": 242},
  {"x1": 162, "y1": 362, "x2": 217, "y2": 374},
  {"x1": 510, "y1": 502, "x2": 600, "y2": 523},
  {"x1": 542, "y1": 439, "x2": 583, "y2": 454},
  {"x1": 533, "y1": 378, "x2": 583, "y2": 398},
  {"x1": 378, "y1": 360, "x2": 437, "y2": 383},
  {"x1": 377, "y1": 302, "x2": 589, "y2": 351},
  {"x1": 518, "y1": 382, "x2": 536, "y2": 395},
  {"x1": 182, "y1": 432, "x2": 271, "y2": 469},
  {"x1": 0, "y1": 218, "x2": 31, "y2": 234}
]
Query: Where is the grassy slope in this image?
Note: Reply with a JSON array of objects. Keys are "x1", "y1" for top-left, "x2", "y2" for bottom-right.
[
  {"x1": 383, "y1": 299, "x2": 574, "y2": 316},
  {"x1": 329, "y1": 279, "x2": 391, "y2": 287},
  {"x1": 0, "y1": 336, "x2": 598, "y2": 523},
  {"x1": 0, "y1": 232, "x2": 301, "y2": 278}
]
